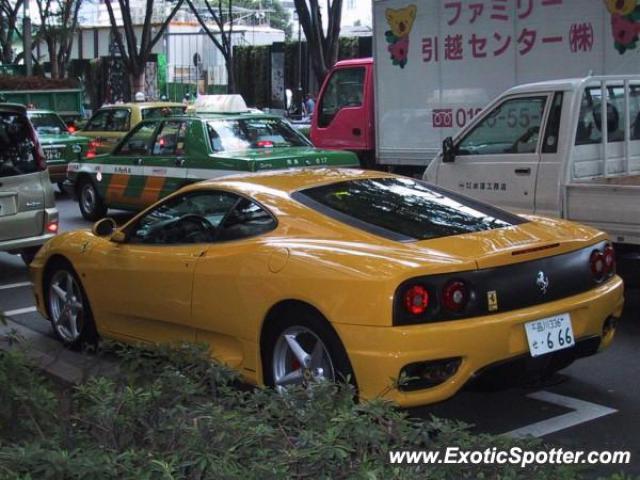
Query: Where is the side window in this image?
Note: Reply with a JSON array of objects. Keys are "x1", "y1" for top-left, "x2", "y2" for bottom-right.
[
  {"x1": 575, "y1": 87, "x2": 626, "y2": 145},
  {"x1": 217, "y1": 198, "x2": 276, "y2": 242},
  {"x1": 153, "y1": 120, "x2": 188, "y2": 156},
  {"x1": 115, "y1": 122, "x2": 159, "y2": 156},
  {"x1": 457, "y1": 96, "x2": 547, "y2": 156},
  {"x1": 318, "y1": 67, "x2": 365, "y2": 128},
  {"x1": 110, "y1": 109, "x2": 131, "y2": 132},
  {"x1": 542, "y1": 92, "x2": 563, "y2": 154},
  {"x1": 128, "y1": 191, "x2": 239, "y2": 245},
  {"x1": 84, "y1": 110, "x2": 110, "y2": 131},
  {"x1": 631, "y1": 86, "x2": 640, "y2": 140}
]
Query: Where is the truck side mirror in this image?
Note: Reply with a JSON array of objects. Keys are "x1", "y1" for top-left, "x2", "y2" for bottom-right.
[{"x1": 442, "y1": 137, "x2": 456, "y2": 163}]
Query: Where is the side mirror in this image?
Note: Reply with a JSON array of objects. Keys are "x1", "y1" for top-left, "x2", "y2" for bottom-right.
[
  {"x1": 442, "y1": 137, "x2": 456, "y2": 163},
  {"x1": 92, "y1": 218, "x2": 116, "y2": 237}
]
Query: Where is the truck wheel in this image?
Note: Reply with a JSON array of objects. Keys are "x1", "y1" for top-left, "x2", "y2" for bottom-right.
[{"x1": 78, "y1": 180, "x2": 107, "y2": 221}]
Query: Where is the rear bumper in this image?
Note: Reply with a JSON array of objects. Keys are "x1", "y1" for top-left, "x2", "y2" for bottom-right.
[
  {"x1": 334, "y1": 276, "x2": 624, "y2": 407},
  {"x1": 1, "y1": 207, "x2": 58, "y2": 253}
]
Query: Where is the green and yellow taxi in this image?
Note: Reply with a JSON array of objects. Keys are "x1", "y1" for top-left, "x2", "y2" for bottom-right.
[
  {"x1": 74, "y1": 102, "x2": 185, "y2": 154},
  {"x1": 65, "y1": 109, "x2": 359, "y2": 220},
  {"x1": 27, "y1": 109, "x2": 91, "y2": 188}
]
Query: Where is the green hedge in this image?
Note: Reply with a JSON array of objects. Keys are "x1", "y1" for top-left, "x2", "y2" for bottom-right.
[{"x1": 0, "y1": 341, "x2": 630, "y2": 479}]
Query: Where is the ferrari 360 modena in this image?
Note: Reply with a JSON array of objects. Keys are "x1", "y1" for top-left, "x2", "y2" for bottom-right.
[{"x1": 30, "y1": 169, "x2": 624, "y2": 407}]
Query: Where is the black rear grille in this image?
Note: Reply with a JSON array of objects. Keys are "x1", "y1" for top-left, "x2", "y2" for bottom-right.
[{"x1": 394, "y1": 241, "x2": 610, "y2": 325}]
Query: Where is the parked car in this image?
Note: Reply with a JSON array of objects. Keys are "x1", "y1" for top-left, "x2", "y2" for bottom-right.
[
  {"x1": 27, "y1": 109, "x2": 90, "y2": 190},
  {"x1": 0, "y1": 104, "x2": 58, "y2": 264},
  {"x1": 31, "y1": 169, "x2": 623, "y2": 407},
  {"x1": 74, "y1": 102, "x2": 185, "y2": 154},
  {"x1": 65, "y1": 111, "x2": 359, "y2": 220}
]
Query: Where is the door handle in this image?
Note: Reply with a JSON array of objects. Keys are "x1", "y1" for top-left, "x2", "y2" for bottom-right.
[
  {"x1": 352, "y1": 128, "x2": 362, "y2": 137},
  {"x1": 514, "y1": 168, "x2": 531, "y2": 175},
  {"x1": 134, "y1": 158, "x2": 143, "y2": 166},
  {"x1": 175, "y1": 157, "x2": 186, "y2": 167}
]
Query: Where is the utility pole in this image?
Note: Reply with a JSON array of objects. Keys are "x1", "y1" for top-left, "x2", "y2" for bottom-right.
[{"x1": 23, "y1": 0, "x2": 32, "y2": 76}]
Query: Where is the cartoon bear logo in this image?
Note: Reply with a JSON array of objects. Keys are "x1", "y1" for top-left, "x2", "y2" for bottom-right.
[
  {"x1": 385, "y1": 5, "x2": 417, "y2": 69},
  {"x1": 604, "y1": 0, "x2": 640, "y2": 54}
]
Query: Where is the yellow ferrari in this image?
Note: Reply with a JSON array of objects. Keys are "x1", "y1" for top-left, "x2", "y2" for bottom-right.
[{"x1": 30, "y1": 169, "x2": 624, "y2": 407}]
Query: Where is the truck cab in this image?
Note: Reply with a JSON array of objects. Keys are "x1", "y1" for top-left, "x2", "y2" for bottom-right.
[
  {"x1": 311, "y1": 58, "x2": 375, "y2": 166},
  {"x1": 424, "y1": 75, "x2": 640, "y2": 256}
]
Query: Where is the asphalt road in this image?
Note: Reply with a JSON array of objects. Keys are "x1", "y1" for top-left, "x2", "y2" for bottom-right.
[{"x1": 1, "y1": 191, "x2": 639, "y2": 477}]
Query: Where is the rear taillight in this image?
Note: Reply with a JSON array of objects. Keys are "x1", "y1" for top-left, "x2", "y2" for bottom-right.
[
  {"x1": 590, "y1": 249, "x2": 606, "y2": 282},
  {"x1": 86, "y1": 139, "x2": 99, "y2": 158},
  {"x1": 603, "y1": 244, "x2": 616, "y2": 276},
  {"x1": 46, "y1": 219, "x2": 59, "y2": 234},
  {"x1": 404, "y1": 285, "x2": 429, "y2": 315},
  {"x1": 442, "y1": 280, "x2": 469, "y2": 313},
  {"x1": 67, "y1": 125, "x2": 77, "y2": 133}
]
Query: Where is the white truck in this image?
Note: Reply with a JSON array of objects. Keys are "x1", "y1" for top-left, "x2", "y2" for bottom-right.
[
  {"x1": 311, "y1": 0, "x2": 640, "y2": 173},
  {"x1": 424, "y1": 75, "x2": 640, "y2": 277}
]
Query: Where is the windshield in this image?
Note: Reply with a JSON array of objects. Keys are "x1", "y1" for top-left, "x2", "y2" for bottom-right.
[
  {"x1": 141, "y1": 107, "x2": 186, "y2": 120},
  {"x1": 293, "y1": 177, "x2": 526, "y2": 242},
  {"x1": 28, "y1": 112, "x2": 67, "y2": 135},
  {"x1": 207, "y1": 117, "x2": 310, "y2": 152}
]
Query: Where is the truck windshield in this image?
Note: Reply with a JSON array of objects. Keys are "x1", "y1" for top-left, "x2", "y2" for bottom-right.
[
  {"x1": 207, "y1": 117, "x2": 310, "y2": 152},
  {"x1": 28, "y1": 112, "x2": 67, "y2": 135},
  {"x1": 293, "y1": 177, "x2": 526, "y2": 242}
]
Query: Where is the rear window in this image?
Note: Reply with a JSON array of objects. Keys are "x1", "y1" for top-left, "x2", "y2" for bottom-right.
[
  {"x1": 292, "y1": 177, "x2": 526, "y2": 242},
  {"x1": 28, "y1": 112, "x2": 67, "y2": 135},
  {"x1": 0, "y1": 112, "x2": 40, "y2": 178},
  {"x1": 141, "y1": 107, "x2": 186, "y2": 120}
]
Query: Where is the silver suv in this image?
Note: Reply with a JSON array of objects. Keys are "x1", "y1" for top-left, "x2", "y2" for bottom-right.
[{"x1": 0, "y1": 103, "x2": 58, "y2": 264}]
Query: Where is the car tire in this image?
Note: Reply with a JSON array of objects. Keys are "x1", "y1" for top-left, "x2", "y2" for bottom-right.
[
  {"x1": 78, "y1": 179, "x2": 107, "y2": 221},
  {"x1": 20, "y1": 247, "x2": 40, "y2": 266},
  {"x1": 45, "y1": 262, "x2": 98, "y2": 349},
  {"x1": 262, "y1": 308, "x2": 356, "y2": 393}
]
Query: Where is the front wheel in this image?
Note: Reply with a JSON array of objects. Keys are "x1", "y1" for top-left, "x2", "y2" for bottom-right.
[
  {"x1": 263, "y1": 311, "x2": 355, "y2": 393},
  {"x1": 78, "y1": 180, "x2": 107, "y2": 221},
  {"x1": 46, "y1": 265, "x2": 98, "y2": 349}
]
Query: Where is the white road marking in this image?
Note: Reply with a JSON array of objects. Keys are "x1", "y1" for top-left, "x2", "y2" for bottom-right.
[
  {"x1": 3, "y1": 306, "x2": 37, "y2": 317},
  {"x1": 0, "y1": 281, "x2": 31, "y2": 290},
  {"x1": 505, "y1": 390, "x2": 617, "y2": 438}
]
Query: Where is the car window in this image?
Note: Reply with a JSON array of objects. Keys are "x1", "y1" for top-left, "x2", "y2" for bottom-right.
[
  {"x1": 128, "y1": 191, "x2": 239, "y2": 245},
  {"x1": 293, "y1": 177, "x2": 526, "y2": 242},
  {"x1": 84, "y1": 110, "x2": 111, "y2": 131},
  {"x1": 153, "y1": 120, "x2": 188, "y2": 156},
  {"x1": 318, "y1": 67, "x2": 365, "y2": 128},
  {"x1": 0, "y1": 112, "x2": 40, "y2": 178},
  {"x1": 115, "y1": 121, "x2": 160, "y2": 156},
  {"x1": 457, "y1": 96, "x2": 547, "y2": 156},
  {"x1": 142, "y1": 106, "x2": 186, "y2": 120},
  {"x1": 110, "y1": 109, "x2": 131, "y2": 132},
  {"x1": 28, "y1": 112, "x2": 67, "y2": 135},
  {"x1": 207, "y1": 117, "x2": 309, "y2": 152},
  {"x1": 217, "y1": 198, "x2": 276, "y2": 241},
  {"x1": 575, "y1": 86, "x2": 640, "y2": 145}
]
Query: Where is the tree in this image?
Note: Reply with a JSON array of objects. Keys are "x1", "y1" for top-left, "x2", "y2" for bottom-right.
[
  {"x1": 0, "y1": 0, "x2": 24, "y2": 64},
  {"x1": 104, "y1": 0, "x2": 185, "y2": 94},
  {"x1": 185, "y1": 0, "x2": 236, "y2": 94},
  {"x1": 294, "y1": 0, "x2": 343, "y2": 85},
  {"x1": 35, "y1": 0, "x2": 83, "y2": 79}
]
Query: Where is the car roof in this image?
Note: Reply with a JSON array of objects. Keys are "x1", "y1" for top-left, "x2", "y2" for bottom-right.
[
  {"x1": 97, "y1": 102, "x2": 184, "y2": 110},
  {"x1": 0, "y1": 103, "x2": 27, "y2": 113},
  {"x1": 137, "y1": 112, "x2": 282, "y2": 123},
  {"x1": 189, "y1": 168, "x2": 397, "y2": 196},
  {"x1": 27, "y1": 109, "x2": 60, "y2": 115}
]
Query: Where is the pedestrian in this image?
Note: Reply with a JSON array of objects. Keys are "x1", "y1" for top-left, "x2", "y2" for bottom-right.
[{"x1": 304, "y1": 93, "x2": 316, "y2": 116}]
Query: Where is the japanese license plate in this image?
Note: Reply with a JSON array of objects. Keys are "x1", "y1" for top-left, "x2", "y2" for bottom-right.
[
  {"x1": 524, "y1": 313, "x2": 575, "y2": 357},
  {"x1": 44, "y1": 147, "x2": 63, "y2": 161}
]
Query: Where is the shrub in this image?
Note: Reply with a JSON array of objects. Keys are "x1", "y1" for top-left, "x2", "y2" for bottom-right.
[{"x1": 0, "y1": 342, "x2": 625, "y2": 479}]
